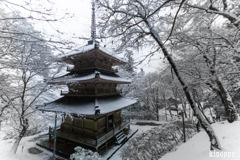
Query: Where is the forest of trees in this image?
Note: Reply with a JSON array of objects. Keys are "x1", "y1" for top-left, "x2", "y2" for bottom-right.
[
  {"x1": 97, "y1": 0, "x2": 240, "y2": 151},
  {"x1": 0, "y1": 0, "x2": 240, "y2": 158}
]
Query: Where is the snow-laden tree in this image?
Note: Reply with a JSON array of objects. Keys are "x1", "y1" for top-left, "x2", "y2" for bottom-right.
[
  {"x1": 97, "y1": 0, "x2": 221, "y2": 150},
  {"x1": 123, "y1": 49, "x2": 136, "y2": 74},
  {"x1": 0, "y1": 7, "x2": 64, "y2": 153},
  {"x1": 164, "y1": 1, "x2": 240, "y2": 123},
  {"x1": 121, "y1": 122, "x2": 195, "y2": 160}
]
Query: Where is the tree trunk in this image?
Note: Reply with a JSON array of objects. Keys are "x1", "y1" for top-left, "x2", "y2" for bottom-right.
[
  {"x1": 163, "y1": 95, "x2": 168, "y2": 121},
  {"x1": 203, "y1": 49, "x2": 237, "y2": 123},
  {"x1": 164, "y1": 103, "x2": 168, "y2": 121},
  {"x1": 142, "y1": 16, "x2": 221, "y2": 150},
  {"x1": 215, "y1": 78, "x2": 238, "y2": 123},
  {"x1": 11, "y1": 125, "x2": 28, "y2": 154},
  {"x1": 156, "y1": 92, "x2": 160, "y2": 121},
  {"x1": 182, "y1": 103, "x2": 187, "y2": 118},
  {"x1": 168, "y1": 108, "x2": 173, "y2": 119},
  {"x1": 208, "y1": 106, "x2": 215, "y2": 123},
  {"x1": 197, "y1": 102, "x2": 212, "y2": 124},
  {"x1": 156, "y1": 107, "x2": 159, "y2": 121}
]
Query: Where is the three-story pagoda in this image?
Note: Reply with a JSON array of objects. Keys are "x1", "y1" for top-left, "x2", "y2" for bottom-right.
[{"x1": 37, "y1": 1, "x2": 137, "y2": 153}]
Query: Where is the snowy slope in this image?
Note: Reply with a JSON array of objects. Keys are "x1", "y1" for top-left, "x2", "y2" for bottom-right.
[{"x1": 160, "y1": 120, "x2": 240, "y2": 160}]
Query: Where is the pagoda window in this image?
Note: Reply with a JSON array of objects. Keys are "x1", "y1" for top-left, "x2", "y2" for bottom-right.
[
  {"x1": 108, "y1": 115, "x2": 113, "y2": 124},
  {"x1": 107, "y1": 114, "x2": 114, "y2": 130},
  {"x1": 115, "y1": 111, "x2": 121, "y2": 125}
]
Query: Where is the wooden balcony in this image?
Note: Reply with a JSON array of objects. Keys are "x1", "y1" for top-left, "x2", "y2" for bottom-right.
[
  {"x1": 60, "y1": 90, "x2": 122, "y2": 97},
  {"x1": 49, "y1": 119, "x2": 130, "y2": 150}
]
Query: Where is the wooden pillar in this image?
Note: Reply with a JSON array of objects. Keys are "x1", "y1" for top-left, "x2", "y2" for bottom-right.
[
  {"x1": 106, "y1": 116, "x2": 109, "y2": 132},
  {"x1": 115, "y1": 84, "x2": 117, "y2": 93},
  {"x1": 182, "y1": 111, "x2": 186, "y2": 143},
  {"x1": 105, "y1": 141, "x2": 108, "y2": 149},
  {"x1": 113, "y1": 112, "x2": 115, "y2": 126},
  {"x1": 53, "y1": 113, "x2": 57, "y2": 160},
  {"x1": 82, "y1": 118, "x2": 84, "y2": 135},
  {"x1": 94, "y1": 119, "x2": 98, "y2": 138},
  {"x1": 113, "y1": 113, "x2": 115, "y2": 135},
  {"x1": 48, "y1": 126, "x2": 51, "y2": 141},
  {"x1": 71, "y1": 116, "x2": 73, "y2": 133}
]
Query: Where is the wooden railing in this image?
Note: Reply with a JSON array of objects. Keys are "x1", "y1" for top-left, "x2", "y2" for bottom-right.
[
  {"x1": 66, "y1": 66, "x2": 118, "y2": 73},
  {"x1": 60, "y1": 90, "x2": 122, "y2": 97},
  {"x1": 48, "y1": 119, "x2": 130, "y2": 148},
  {"x1": 49, "y1": 126, "x2": 97, "y2": 146},
  {"x1": 97, "y1": 130, "x2": 114, "y2": 147}
]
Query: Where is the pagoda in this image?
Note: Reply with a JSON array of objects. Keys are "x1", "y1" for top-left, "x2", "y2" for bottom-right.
[{"x1": 37, "y1": 1, "x2": 137, "y2": 153}]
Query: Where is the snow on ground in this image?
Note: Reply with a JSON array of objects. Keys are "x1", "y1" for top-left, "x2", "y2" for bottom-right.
[
  {"x1": 160, "y1": 120, "x2": 240, "y2": 160},
  {"x1": 0, "y1": 120, "x2": 163, "y2": 160},
  {"x1": 0, "y1": 122, "x2": 61, "y2": 160},
  {"x1": 0, "y1": 133, "x2": 53, "y2": 160},
  {"x1": 1, "y1": 120, "x2": 240, "y2": 160}
]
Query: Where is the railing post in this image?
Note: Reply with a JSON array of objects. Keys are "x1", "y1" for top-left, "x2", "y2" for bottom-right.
[
  {"x1": 53, "y1": 112, "x2": 57, "y2": 160},
  {"x1": 96, "y1": 136, "x2": 98, "y2": 146},
  {"x1": 113, "y1": 124, "x2": 115, "y2": 135}
]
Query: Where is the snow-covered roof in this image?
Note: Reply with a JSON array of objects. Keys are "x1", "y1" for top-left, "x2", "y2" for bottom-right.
[
  {"x1": 51, "y1": 70, "x2": 131, "y2": 84},
  {"x1": 58, "y1": 43, "x2": 127, "y2": 63},
  {"x1": 36, "y1": 95, "x2": 137, "y2": 115}
]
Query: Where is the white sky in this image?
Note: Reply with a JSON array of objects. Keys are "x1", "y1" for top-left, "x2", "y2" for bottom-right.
[{"x1": 5, "y1": 0, "x2": 165, "y2": 73}]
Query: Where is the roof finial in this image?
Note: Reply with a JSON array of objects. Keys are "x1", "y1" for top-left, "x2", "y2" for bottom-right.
[{"x1": 91, "y1": 0, "x2": 96, "y2": 42}]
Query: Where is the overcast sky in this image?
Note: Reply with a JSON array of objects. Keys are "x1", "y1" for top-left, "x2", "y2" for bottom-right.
[{"x1": 7, "y1": 0, "x2": 164, "y2": 73}]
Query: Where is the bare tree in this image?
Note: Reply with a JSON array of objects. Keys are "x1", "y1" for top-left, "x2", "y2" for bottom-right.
[{"x1": 0, "y1": 7, "x2": 64, "y2": 153}]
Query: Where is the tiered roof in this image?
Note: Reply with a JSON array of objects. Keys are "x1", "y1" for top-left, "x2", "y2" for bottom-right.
[
  {"x1": 37, "y1": 95, "x2": 137, "y2": 115},
  {"x1": 37, "y1": 42, "x2": 137, "y2": 115},
  {"x1": 37, "y1": 0, "x2": 137, "y2": 115}
]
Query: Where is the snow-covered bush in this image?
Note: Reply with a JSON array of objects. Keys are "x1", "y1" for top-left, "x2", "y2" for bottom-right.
[
  {"x1": 120, "y1": 123, "x2": 195, "y2": 160},
  {"x1": 70, "y1": 146, "x2": 101, "y2": 160}
]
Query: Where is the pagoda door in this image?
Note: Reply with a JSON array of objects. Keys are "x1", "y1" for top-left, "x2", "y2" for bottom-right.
[{"x1": 108, "y1": 115, "x2": 113, "y2": 130}]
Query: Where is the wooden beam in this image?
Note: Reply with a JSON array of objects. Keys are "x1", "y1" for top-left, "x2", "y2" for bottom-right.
[{"x1": 106, "y1": 115, "x2": 109, "y2": 132}]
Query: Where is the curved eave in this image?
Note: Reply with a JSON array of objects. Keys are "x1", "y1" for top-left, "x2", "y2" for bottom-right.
[{"x1": 49, "y1": 77, "x2": 131, "y2": 85}]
